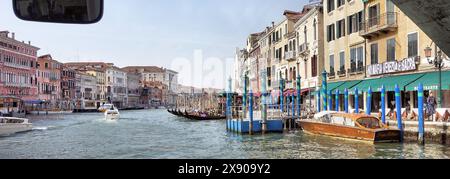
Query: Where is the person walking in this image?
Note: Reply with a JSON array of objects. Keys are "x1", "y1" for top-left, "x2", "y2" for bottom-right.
[{"x1": 427, "y1": 92, "x2": 437, "y2": 121}]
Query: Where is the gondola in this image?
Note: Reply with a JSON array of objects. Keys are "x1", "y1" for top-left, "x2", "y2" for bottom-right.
[{"x1": 167, "y1": 109, "x2": 225, "y2": 120}]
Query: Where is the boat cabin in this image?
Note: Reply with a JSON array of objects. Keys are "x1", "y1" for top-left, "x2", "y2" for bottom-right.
[
  {"x1": 314, "y1": 112, "x2": 386, "y2": 130},
  {"x1": 0, "y1": 96, "x2": 25, "y2": 117}
]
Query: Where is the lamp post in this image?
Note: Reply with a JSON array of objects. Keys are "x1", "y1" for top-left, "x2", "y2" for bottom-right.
[{"x1": 425, "y1": 46, "x2": 445, "y2": 108}]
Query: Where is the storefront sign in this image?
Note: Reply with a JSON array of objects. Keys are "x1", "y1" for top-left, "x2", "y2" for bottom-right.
[{"x1": 367, "y1": 57, "x2": 417, "y2": 76}]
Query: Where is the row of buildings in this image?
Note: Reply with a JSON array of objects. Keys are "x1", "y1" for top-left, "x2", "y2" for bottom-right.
[
  {"x1": 0, "y1": 30, "x2": 179, "y2": 111},
  {"x1": 235, "y1": 0, "x2": 450, "y2": 113}
]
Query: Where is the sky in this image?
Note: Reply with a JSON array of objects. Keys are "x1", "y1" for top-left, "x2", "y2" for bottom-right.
[{"x1": 0, "y1": 0, "x2": 308, "y2": 89}]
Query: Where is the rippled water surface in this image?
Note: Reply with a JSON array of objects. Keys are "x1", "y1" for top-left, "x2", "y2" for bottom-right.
[{"x1": 1, "y1": 109, "x2": 449, "y2": 159}]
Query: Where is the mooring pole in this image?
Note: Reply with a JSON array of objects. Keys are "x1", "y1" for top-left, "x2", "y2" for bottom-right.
[
  {"x1": 226, "y1": 77, "x2": 232, "y2": 131},
  {"x1": 249, "y1": 90, "x2": 254, "y2": 135},
  {"x1": 355, "y1": 88, "x2": 359, "y2": 114},
  {"x1": 322, "y1": 70, "x2": 328, "y2": 111},
  {"x1": 243, "y1": 74, "x2": 248, "y2": 119},
  {"x1": 381, "y1": 85, "x2": 386, "y2": 124},
  {"x1": 291, "y1": 93, "x2": 295, "y2": 117},
  {"x1": 335, "y1": 90, "x2": 340, "y2": 111},
  {"x1": 280, "y1": 79, "x2": 284, "y2": 115},
  {"x1": 328, "y1": 90, "x2": 332, "y2": 111},
  {"x1": 345, "y1": 88, "x2": 349, "y2": 113},
  {"x1": 261, "y1": 71, "x2": 268, "y2": 134},
  {"x1": 297, "y1": 75, "x2": 301, "y2": 119},
  {"x1": 395, "y1": 84, "x2": 404, "y2": 141},
  {"x1": 317, "y1": 89, "x2": 321, "y2": 113},
  {"x1": 418, "y1": 83, "x2": 425, "y2": 145},
  {"x1": 366, "y1": 87, "x2": 372, "y2": 116}
]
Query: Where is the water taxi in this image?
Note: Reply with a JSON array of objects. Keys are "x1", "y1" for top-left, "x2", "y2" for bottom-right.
[
  {"x1": 0, "y1": 117, "x2": 33, "y2": 136},
  {"x1": 98, "y1": 104, "x2": 114, "y2": 113},
  {"x1": 104, "y1": 105, "x2": 120, "y2": 119},
  {"x1": 298, "y1": 111, "x2": 401, "y2": 143}
]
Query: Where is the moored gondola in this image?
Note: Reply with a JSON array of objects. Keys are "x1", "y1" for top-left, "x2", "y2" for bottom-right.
[{"x1": 167, "y1": 109, "x2": 225, "y2": 120}]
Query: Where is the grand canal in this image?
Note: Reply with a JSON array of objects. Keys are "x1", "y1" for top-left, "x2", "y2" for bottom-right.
[{"x1": 1, "y1": 109, "x2": 450, "y2": 159}]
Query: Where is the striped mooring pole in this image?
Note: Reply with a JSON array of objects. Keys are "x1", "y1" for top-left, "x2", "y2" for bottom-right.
[
  {"x1": 249, "y1": 90, "x2": 254, "y2": 135},
  {"x1": 345, "y1": 88, "x2": 349, "y2": 113},
  {"x1": 328, "y1": 90, "x2": 332, "y2": 112},
  {"x1": 335, "y1": 90, "x2": 340, "y2": 111},
  {"x1": 395, "y1": 84, "x2": 404, "y2": 141},
  {"x1": 322, "y1": 70, "x2": 328, "y2": 111},
  {"x1": 297, "y1": 75, "x2": 301, "y2": 119},
  {"x1": 381, "y1": 85, "x2": 386, "y2": 124},
  {"x1": 366, "y1": 87, "x2": 372, "y2": 115},
  {"x1": 418, "y1": 83, "x2": 425, "y2": 145},
  {"x1": 355, "y1": 88, "x2": 359, "y2": 114}
]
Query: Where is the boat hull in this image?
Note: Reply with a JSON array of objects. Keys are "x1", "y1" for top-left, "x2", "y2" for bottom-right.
[
  {"x1": 0, "y1": 123, "x2": 33, "y2": 136},
  {"x1": 298, "y1": 120, "x2": 401, "y2": 143}
]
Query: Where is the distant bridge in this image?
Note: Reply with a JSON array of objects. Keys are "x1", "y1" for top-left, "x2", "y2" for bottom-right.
[{"x1": 392, "y1": 0, "x2": 450, "y2": 55}]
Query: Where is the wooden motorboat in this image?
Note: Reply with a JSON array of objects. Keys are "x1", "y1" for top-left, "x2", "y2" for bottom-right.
[{"x1": 298, "y1": 111, "x2": 401, "y2": 143}]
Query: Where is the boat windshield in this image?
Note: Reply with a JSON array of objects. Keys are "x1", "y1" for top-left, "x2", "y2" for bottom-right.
[{"x1": 356, "y1": 118, "x2": 382, "y2": 129}]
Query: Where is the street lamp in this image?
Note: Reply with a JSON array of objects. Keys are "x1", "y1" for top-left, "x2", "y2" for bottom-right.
[{"x1": 424, "y1": 46, "x2": 445, "y2": 108}]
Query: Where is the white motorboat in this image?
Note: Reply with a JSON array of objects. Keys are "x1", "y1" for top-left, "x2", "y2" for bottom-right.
[
  {"x1": 104, "y1": 106, "x2": 120, "y2": 119},
  {"x1": 98, "y1": 104, "x2": 114, "y2": 113},
  {"x1": 0, "y1": 117, "x2": 33, "y2": 136}
]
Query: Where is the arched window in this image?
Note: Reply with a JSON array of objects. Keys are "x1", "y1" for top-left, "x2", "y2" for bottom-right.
[
  {"x1": 313, "y1": 19, "x2": 317, "y2": 41},
  {"x1": 304, "y1": 26, "x2": 308, "y2": 44},
  {"x1": 289, "y1": 68, "x2": 293, "y2": 81},
  {"x1": 293, "y1": 67, "x2": 297, "y2": 81},
  {"x1": 285, "y1": 69, "x2": 288, "y2": 80}
]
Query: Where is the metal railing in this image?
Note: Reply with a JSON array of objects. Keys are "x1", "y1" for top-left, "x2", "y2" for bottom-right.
[
  {"x1": 298, "y1": 43, "x2": 308, "y2": 55},
  {"x1": 360, "y1": 12, "x2": 398, "y2": 36},
  {"x1": 284, "y1": 51, "x2": 297, "y2": 61}
]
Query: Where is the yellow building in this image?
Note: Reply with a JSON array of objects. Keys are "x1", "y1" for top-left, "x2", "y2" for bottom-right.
[
  {"x1": 324, "y1": 0, "x2": 450, "y2": 112},
  {"x1": 358, "y1": 0, "x2": 449, "y2": 110},
  {"x1": 323, "y1": 0, "x2": 366, "y2": 111},
  {"x1": 290, "y1": 5, "x2": 324, "y2": 108}
]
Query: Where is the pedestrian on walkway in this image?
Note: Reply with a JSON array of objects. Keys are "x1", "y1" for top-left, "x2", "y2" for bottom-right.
[{"x1": 427, "y1": 92, "x2": 437, "y2": 121}]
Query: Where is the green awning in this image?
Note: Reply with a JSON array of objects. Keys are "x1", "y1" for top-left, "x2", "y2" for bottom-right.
[
  {"x1": 335, "y1": 80, "x2": 363, "y2": 94},
  {"x1": 327, "y1": 81, "x2": 346, "y2": 91},
  {"x1": 354, "y1": 73, "x2": 425, "y2": 93},
  {"x1": 406, "y1": 71, "x2": 450, "y2": 91}
]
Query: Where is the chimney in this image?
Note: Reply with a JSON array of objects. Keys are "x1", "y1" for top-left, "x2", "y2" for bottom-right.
[
  {"x1": 272, "y1": 21, "x2": 275, "y2": 28},
  {"x1": 28, "y1": 41, "x2": 31, "y2": 45},
  {"x1": 12, "y1": 32, "x2": 15, "y2": 40}
]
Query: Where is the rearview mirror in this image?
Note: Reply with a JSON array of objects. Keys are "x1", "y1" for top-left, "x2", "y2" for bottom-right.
[{"x1": 13, "y1": 0, "x2": 103, "y2": 24}]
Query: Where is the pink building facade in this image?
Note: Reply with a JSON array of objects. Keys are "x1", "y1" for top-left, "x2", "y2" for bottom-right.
[
  {"x1": 37, "y1": 54, "x2": 62, "y2": 104},
  {"x1": 0, "y1": 31, "x2": 39, "y2": 101}
]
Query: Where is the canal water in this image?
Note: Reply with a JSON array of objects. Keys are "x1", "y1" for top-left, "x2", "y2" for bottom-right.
[{"x1": 1, "y1": 109, "x2": 449, "y2": 159}]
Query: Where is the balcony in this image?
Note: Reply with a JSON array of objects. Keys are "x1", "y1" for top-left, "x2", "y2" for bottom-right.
[
  {"x1": 284, "y1": 32, "x2": 296, "y2": 39},
  {"x1": 360, "y1": 12, "x2": 398, "y2": 38},
  {"x1": 2, "y1": 82, "x2": 33, "y2": 88},
  {"x1": 337, "y1": 69, "x2": 347, "y2": 77},
  {"x1": 348, "y1": 66, "x2": 365, "y2": 75},
  {"x1": 298, "y1": 43, "x2": 309, "y2": 56},
  {"x1": 329, "y1": 71, "x2": 336, "y2": 79},
  {"x1": 284, "y1": 51, "x2": 297, "y2": 61},
  {"x1": 286, "y1": 81, "x2": 294, "y2": 89},
  {"x1": 3, "y1": 62, "x2": 31, "y2": 70}
]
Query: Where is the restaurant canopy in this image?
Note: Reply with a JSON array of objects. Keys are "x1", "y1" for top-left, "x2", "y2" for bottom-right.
[
  {"x1": 405, "y1": 71, "x2": 450, "y2": 91},
  {"x1": 352, "y1": 73, "x2": 425, "y2": 93},
  {"x1": 335, "y1": 80, "x2": 363, "y2": 94}
]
